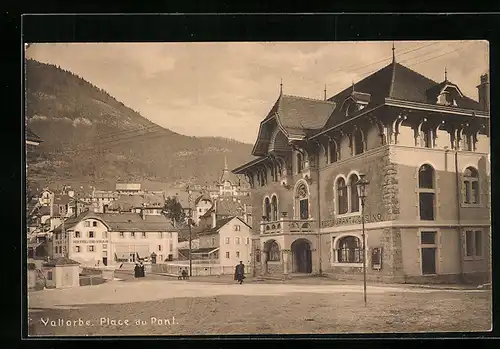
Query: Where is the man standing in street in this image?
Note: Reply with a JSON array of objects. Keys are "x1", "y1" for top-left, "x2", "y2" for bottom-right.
[{"x1": 234, "y1": 261, "x2": 245, "y2": 285}]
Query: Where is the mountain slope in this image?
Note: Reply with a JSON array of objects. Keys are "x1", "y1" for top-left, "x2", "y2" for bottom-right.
[{"x1": 25, "y1": 59, "x2": 255, "y2": 187}]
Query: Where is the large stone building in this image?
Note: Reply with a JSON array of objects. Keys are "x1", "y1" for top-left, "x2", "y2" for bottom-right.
[{"x1": 233, "y1": 55, "x2": 490, "y2": 284}]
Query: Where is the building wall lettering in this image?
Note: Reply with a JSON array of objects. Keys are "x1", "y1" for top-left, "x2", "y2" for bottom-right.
[{"x1": 321, "y1": 213, "x2": 383, "y2": 228}]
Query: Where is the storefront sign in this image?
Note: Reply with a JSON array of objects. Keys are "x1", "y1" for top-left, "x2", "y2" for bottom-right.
[
  {"x1": 320, "y1": 214, "x2": 383, "y2": 228},
  {"x1": 371, "y1": 247, "x2": 383, "y2": 270},
  {"x1": 73, "y1": 239, "x2": 108, "y2": 244}
]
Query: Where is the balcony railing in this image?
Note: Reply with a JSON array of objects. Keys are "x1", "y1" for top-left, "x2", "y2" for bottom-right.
[{"x1": 260, "y1": 218, "x2": 316, "y2": 235}]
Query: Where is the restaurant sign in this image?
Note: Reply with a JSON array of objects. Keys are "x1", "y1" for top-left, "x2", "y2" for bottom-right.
[
  {"x1": 320, "y1": 213, "x2": 383, "y2": 228},
  {"x1": 73, "y1": 239, "x2": 108, "y2": 244}
]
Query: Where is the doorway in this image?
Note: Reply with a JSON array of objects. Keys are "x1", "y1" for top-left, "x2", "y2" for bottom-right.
[
  {"x1": 102, "y1": 257, "x2": 108, "y2": 266},
  {"x1": 421, "y1": 248, "x2": 436, "y2": 275},
  {"x1": 291, "y1": 239, "x2": 312, "y2": 273}
]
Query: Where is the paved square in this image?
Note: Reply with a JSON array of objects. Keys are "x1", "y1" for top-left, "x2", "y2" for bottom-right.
[{"x1": 28, "y1": 278, "x2": 491, "y2": 336}]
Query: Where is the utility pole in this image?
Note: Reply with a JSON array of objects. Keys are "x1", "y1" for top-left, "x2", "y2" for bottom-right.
[
  {"x1": 187, "y1": 186, "x2": 193, "y2": 277},
  {"x1": 357, "y1": 174, "x2": 370, "y2": 306}
]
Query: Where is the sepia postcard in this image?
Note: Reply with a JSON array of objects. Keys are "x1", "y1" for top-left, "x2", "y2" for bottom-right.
[{"x1": 25, "y1": 41, "x2": 491, "y2": 337}]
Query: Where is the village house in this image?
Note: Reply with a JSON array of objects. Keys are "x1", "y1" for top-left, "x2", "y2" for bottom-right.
[
  {"x1": 233, "y1": 52, "x2": 490, "y2": 284},
  {"x1": 52, "y1": 209, "x2": 178, "y2": 266},
  {"x1": 195, "y1": 216, "x2": 254, "y2": 274}
]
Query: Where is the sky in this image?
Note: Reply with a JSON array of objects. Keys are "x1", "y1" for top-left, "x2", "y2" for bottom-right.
[{"x1": 26, "y1": 41, "x2": 489, "y2": 144}]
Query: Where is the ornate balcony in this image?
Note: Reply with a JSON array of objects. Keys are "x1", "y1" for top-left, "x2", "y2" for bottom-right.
[{"x1": 260, "y1": 218, "x2": 316, "y2": 235}]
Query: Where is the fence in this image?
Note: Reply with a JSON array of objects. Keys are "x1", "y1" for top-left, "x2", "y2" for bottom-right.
[{"x1": 152, "y1": 263, "x2": 253, "y2": 276}]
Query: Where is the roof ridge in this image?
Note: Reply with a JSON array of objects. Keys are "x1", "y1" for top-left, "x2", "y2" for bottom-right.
[{"x1": 282, "y1": 94, "x2": 336, "y2": 105}]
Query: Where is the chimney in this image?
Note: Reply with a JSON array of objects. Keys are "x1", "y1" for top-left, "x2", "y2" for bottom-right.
[
  {"x1": 477, "y1": 73, "x2": 490, "y2": 112},
  {"x1": 211, "y1": 200, "x2": 217, "y2": 228}
]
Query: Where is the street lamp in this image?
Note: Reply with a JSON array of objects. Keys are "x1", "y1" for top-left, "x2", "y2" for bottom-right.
[
  {"x1": 356, "y1": 173, "x2": 370, "y2": 306},
  {"x1": 186, "y1": 186, "x2": 193, "y2": 277}
]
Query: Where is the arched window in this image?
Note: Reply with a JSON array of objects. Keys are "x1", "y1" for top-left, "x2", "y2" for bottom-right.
[
  {"x1": 329, "y1": 141, "x2": 338, "y2": 164},
  {"x1": 353, "y1": 129, "x2": 364, "y2": 155},
  {"x1": 336, "y1": 177, "x2": 348, "y2": 215},
  {"x1": 296, "y1": 152, "x2": 304, "y2": 173},
  {"x1": 337, "y1": 236, "x2": 363, "y2": 263},
  {"x1": 418, "y1": 164, "x2": 435, "y2": 220},
  {"x1": 268, "y1": 241, "x2": 280, "y2": 261},
  {"x1": 271, "y1": 195, "x2": 278, "y2": 221},
  {"x1": 349, "y1": 174, "x2": 360, "y2": 213},
  {"x1": 296, "y1": 183, "x2": 309, "y2": 220},
  {"x1": 463, "y1": 167, "x2": 479, "y2": 204},
  {"x1": 264, "y1": 197, "x2": 271, "y2": 221}
]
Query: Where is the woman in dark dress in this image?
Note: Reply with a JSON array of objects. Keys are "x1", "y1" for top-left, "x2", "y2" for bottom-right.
[
  {"x1": 139, "y1": 262, "x2": 145, "y2": 277},
  {"x1": 134, "y1": 263, "x2": 140, "y2": 278}
]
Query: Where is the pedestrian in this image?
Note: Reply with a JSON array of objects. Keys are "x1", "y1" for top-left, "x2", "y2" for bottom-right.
[
  {"x1": 235, "y1": 261, "x2": 245, "y2": 285},
  {"x1": 140, "y1": 261, "x2": 145, "y2": 277},
  {"x1": 134, "y1": 263, "x2": 140, "y2": 278}
]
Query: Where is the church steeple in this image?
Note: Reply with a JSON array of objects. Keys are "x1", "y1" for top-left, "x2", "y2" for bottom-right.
[
  {"x1": 324, "y1": 84, "x2": 327, "y2": 100},
  {"x1": 444, "y1": 67, "x2": 448, "y2": 81}
]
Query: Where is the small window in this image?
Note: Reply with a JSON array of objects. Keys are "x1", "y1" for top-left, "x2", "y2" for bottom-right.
[
  {"x1": 236, "y1": 251, "x2": 240, "y2": 258},
  {"x1": 103, "y1": 250, "x2": 107, "y2": 257},
  {"x1": 245, "y1": 237, "x2": 250, "y2": 245},
  {"x1": 75, "y1": 231, "x2": 81, "y2": 238},
  {"x1": 226, "y1": 252, "x2": 230, "y2": 259},
  {"x1": 225, "y1": 237, "x2": 230, "y2": 244},
  {"x1": 234, "y1": 225, "x2": 241, "y2": 231},
  {"x1": 463, "y1": 167, "x2": 479, "y2": 205},
  {"x1": 142, "y1": 232, "x2": 147, "y2": 238},
  {"x1": 47, "y1": 271, "x2": 53, "y2": 280},
  {"x1": 84, "y1": 221, "x2": 90, "y2": 227},
  {"x1": 158, "y1": 245, "x2": 162, "y2": 251},
  {"x1": 88, "y1": 245, "x2": 95, "y2": 252},
  {"x1": 131, "y1": 232, "x2": 135, "y2": 238},
  {"x1": 75, "y1": 246, "x2": 81, "y2": 253},
  {"x1": 211, "y1": 237, "x2": 216, "y2": 246},
  {"x1": 465, "y1": 230, "x2": 483, "y2": 258},
  {"x1": 93, "y1": 221, "x2": 98, "y2": 227},
  {"x1": 102, "y1": 244, "x2": 107, "y2": 249},
  {"x1": 102, "y1": 231, "x2": 108, "y2": 239},
  {"x1": 88, "y1": 231, "x2": 94, "y2": 238},
  {"x1": 120, "y1": 232, "x2": 124, "y2": 238},
  {"x1": 235, "y1": 237, "x2": 240, "y2": 245},
  {"x1": 421, "y1": 232, "x2": 436, "y2": 245}
]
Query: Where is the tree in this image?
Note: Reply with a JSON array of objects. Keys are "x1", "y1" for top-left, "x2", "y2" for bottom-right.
[{"x1": 163, "y1": 196, "x2": 186, "y2": 227}]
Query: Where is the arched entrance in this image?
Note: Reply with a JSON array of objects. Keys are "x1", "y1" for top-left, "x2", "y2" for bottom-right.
[
  {"x1": 262, "y1": 239, "x2": 281, "y2": 274},
  {"x1": 291, "y1": 239, "x2": 312, "y2": 273}
]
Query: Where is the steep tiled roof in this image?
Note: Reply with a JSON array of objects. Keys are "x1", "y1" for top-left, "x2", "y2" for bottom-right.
[
  {"x1": 26, "y1": 127, "x2": 42, "y2": 143},
  {"x1": 54, "y1": 211, "x2": 176, "y2": 233},
  {"x1": 44, "y1": 257, "x2": 80, "y2": 266},
  {"x1": 200, "y1": 197, "x2": 245, "y2": 219},
  {"x1": 53, "y1": 195, "x2": 72, "y2": 206},
  {"x1": 322, "y1": 62, "x2": 482, "y2": 130},
  {"x1": 109, "y1": 194, "x2": 164, "y2": 212},
  {"x1": 194, "y1": 192, "x2": 212, "y2": 205}
]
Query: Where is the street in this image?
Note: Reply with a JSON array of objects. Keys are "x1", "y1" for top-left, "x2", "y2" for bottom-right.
[{"x1": 28, "y1": 277, "x2": 492, "y2": 336}]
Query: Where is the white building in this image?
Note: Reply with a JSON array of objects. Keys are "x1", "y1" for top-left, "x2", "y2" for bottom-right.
[
  {"x1": 52, "y1": 209, "x2": 178, "y2": 266},
  {"x1": 196, "y1": 216, "x2": 254, "y2": 270}
]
